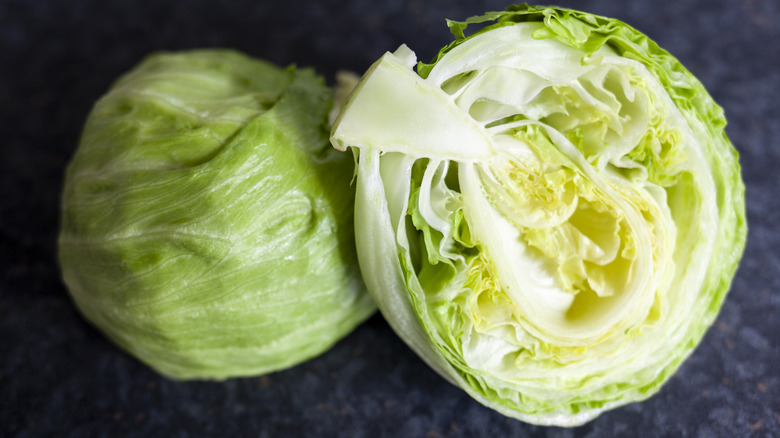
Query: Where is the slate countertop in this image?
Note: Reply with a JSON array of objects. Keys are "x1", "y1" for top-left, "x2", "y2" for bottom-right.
[{"x1": 2, "y1": 1, "x2": 778, "y2": 437}]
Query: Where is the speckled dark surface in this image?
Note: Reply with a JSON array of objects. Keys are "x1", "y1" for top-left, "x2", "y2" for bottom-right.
[{"x1": 1, "y1": 1, "x2": 778, "y2": 437}]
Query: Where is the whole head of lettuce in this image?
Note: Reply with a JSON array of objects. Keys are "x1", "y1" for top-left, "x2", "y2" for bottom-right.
[
  {"x1": 59, "y1": 49, "x2": 375, "y2": 380},
  {"x1": 330, "y1": 5, "x2": 746, "y2": 426}
]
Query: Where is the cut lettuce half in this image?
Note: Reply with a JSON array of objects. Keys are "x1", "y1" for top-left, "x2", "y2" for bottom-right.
[{"x1": 331, "y1": 5, "x2": 746, "y2": 426}]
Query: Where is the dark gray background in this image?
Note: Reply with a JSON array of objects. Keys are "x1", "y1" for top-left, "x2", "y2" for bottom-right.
[{"x1": 1, "y1": 1, "x2": 778, "y2": 437}]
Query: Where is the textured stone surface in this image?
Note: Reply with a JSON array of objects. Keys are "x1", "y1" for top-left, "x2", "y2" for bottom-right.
[{"x1": 1, "y1": 0, "x2": 778, "y2": 437}]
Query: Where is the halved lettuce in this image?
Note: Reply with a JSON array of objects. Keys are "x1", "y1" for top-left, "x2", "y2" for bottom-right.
[
  {"x1": 331, "y1": 5, "x2": 746, "y2": 426},
  {"x1": 59, "y1": 50, "x2": 375, "y2": 379}
]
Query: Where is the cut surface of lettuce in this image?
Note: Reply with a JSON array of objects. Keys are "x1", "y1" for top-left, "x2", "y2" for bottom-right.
[
  {"x1": 59, "y1": 50, "x2": 375, "y2": 380},
  {"x1": 330, "y1": 5, "x2": 746, "y2": 426}
]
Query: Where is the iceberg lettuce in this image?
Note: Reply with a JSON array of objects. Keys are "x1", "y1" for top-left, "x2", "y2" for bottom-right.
[
  {"x1": 331, "y1": 5, "x2": 746, "y2": 425},
  {"x1": 59, "y1": 50, "x2": 375, "y2": 379}
]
